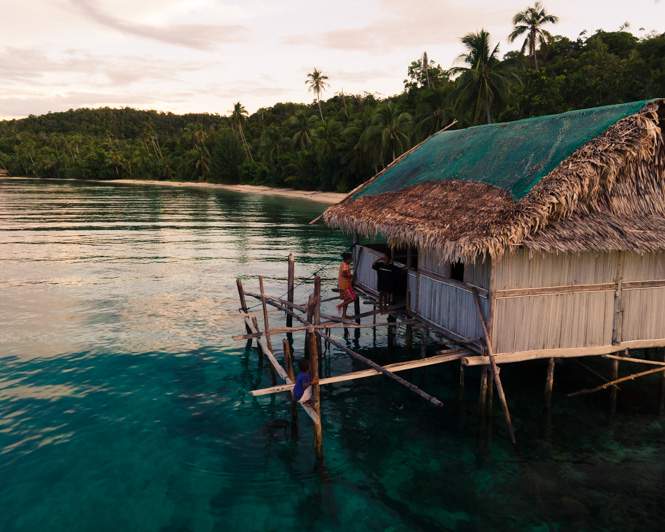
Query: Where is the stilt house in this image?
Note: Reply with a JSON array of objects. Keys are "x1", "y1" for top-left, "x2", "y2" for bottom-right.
[{"x1": 323, "y1": 99, "x2": 665, "y2": 364}]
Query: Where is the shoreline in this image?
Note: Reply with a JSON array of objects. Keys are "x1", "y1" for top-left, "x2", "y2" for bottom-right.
[
  {"x1": 2, "y1": 176, "x2": 346, "y2": 205},
  {"x1": 96, "y1": 179, "x2": 346, "y2": 204}
]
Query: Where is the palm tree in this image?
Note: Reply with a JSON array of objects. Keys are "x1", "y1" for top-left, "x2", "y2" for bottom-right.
[
  {"x1": 306, "y1": 68, "x2": 329, "y2": 121},
  {"x1": 367, "y1": 103, "x2": 413, "y2": 164},
  {"x1": 509, "y1": 2, "x2": 559, "y2": 69},
  {"x1": 289, "y1": 111, "x2": 317, "y2": 149},
  {"x1": 231, "y1": 102, "x2": 254, "y2": 161},
  {"x1": 450, "y1": 30, "x2": 513, "y2": 124},
  {"x1": 422, "y1": 51, "x2": 431, "y2": 88}
]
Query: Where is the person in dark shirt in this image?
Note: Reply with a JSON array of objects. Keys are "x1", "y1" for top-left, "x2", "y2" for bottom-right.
[
  {"x1": 293, "y1": 358, "x2": 313, "y2": 403},
  {"x1": 372, "y1": 254, "x2": 393, "y2": 311}
]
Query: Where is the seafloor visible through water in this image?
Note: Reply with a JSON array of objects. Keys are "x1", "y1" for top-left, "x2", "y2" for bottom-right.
[{"x1": 1, "y1": 178, "x2": 664, "y2": 531}]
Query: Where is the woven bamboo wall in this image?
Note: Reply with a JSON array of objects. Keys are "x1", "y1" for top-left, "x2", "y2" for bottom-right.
[
  {"x1": 494, "y1": 249, "x2": 618, "y2": 289},
  {"x1": 408, "y1": 272, "x2": 488, "y2": 341},
  {"x1": 353, "y1": 246, "x2": 383, "y2": 295},
  {"x1": 622, "y1": 251, "x2": 665, "y2": 341},
  {"x1": 493, "y1": 251, "x2": 665, "y2": 354}
]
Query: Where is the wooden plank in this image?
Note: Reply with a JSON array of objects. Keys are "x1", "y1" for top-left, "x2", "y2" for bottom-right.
[
  {"x1": 463, "y1": 344, "x2": 625, "y2": 366},
  {"x1": 496, "y1": 282, "x2": 615, "y2": 298},
  {"x1": 603, "y1": 354, "x2": 665, "y2": 366},
  {"x1": 494, "y1": 279, "x2": 665, "y2": 299},
  {"x1": 251, "y1": 351, "x2": 467, "y2": 396},
  {"x1": 569, "y1": 365, "x2": 665, "y2": 397}
]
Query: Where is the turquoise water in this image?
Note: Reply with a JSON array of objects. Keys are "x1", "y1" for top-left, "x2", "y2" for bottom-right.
[{"x1": 1, "y1": 178, "x2": 664, "y2": 531}]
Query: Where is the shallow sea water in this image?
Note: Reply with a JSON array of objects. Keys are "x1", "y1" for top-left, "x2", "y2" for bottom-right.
[{"x1": 1, "y1": 178, "x2": 664, "y2": 531}]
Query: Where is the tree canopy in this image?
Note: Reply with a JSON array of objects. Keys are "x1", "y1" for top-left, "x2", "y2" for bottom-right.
[{"x1": 1, "y1": 14, "x2": 664, "y2": 193}]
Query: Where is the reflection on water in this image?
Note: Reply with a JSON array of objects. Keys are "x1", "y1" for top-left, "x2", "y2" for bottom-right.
[{"x1": 1, "y1": 178, "x2": 664, "y2": 531}]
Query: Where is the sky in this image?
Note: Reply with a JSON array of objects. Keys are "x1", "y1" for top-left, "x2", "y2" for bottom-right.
[{"x1": 1, "y1": 0, "x2": 664, "y2": 119}]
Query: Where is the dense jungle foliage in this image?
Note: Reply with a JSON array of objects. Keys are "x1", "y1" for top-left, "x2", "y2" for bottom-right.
[{"x1": 1, "y1": 17, "x2": 664, "y2": 192}]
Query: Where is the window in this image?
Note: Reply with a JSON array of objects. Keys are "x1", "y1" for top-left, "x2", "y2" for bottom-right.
[{"x1": 450, "y1": 261, "x2": 464, "y2": 282}]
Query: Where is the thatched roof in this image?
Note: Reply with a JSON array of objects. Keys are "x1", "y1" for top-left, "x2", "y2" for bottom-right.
[{"x1": 323, "y1": 99, "x2": 665, "y2": 262}]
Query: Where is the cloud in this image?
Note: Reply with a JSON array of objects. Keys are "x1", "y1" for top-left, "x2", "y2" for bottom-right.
[
  {"x1": 329, "y1": 68, "x2": 394, "y2": 84},
  {"x1": 286, "y1": 0, "x2": 515, "y2": 51},
  {"x1": 70, "y1": 0, "x2": 248, "y2": 50},
  {"x1": 0, "y1": 47, "x2": 206, "y2": 86}
]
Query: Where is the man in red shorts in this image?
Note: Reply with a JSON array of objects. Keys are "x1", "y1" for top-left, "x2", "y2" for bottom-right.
[{"x1": 336, "y1": 251, "x2": 356, "y2": 319}]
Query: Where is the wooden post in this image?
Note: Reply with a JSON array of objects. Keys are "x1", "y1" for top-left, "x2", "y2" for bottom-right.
[
  {"x1": 472, "y1": 289, "x2": 516, "y2": 445},
  {"x1": 545, "y1": 358, "x2": 555, "y2": 410},
  {"x1": 287, "y1": 253, "x2": 295, "y2": 344},
  {"x1": 310, "y1": 280, "x2": 323, "y2": 462},
  {"x1": 314, "y1": 275, "x2": 322, "y2": 356},
  {"x1": 458, "y1": 360, "x2": 465, "y2": 402},
  {"x1": 479, "y1": 366, "x2": 488, "y2": 413},
  {"x1": 236, "y1": 278, "x2": 253, "y2": 337},
  {"x1": 258, "y1": 276, "x2": 276, "y2": 384},
  {"x1": 487, "y1": 369, "x2": 494, "y2": 414},
  {"x1": 258, "y1": 276, "x2": 273, "y2": 353},
  {"x1": 283, "y1": 338, "x2": 298, "y2": 438},
  {"x1": 305, "y1": 293, "x2": 314, "y2": 357},
  {"x1": 612, "y1": 253, "x2": 625, "y2": 345},
  {"x1": 659, "y1": 348, "x2": 665, "y2": 416},
  {"x1": 372, "y1": 303, "x2": 377, "y2": 346},
  {"x1": 420, "y1": 326, "x2": 428, "y2": 357},
  {"x1": 387, "y1": 314, "x2": 396, "y2": 348},
  {"x1": 610, "y1": 350, "x2": 625, "y2": 416}
]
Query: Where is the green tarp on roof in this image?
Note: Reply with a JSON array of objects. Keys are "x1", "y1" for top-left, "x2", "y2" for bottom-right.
[{"x1": 357, "y1": 100, "x2": 653, "y2": 201}]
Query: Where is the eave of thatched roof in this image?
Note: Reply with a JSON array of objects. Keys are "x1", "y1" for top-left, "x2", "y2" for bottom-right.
[{"x1": 323, "y1": 99, "x2": 665, "y2": 262}]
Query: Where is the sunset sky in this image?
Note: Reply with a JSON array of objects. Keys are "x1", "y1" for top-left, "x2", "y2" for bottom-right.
[{"x1": 1, "y1": 0, "x2": 664, "y2": 119}]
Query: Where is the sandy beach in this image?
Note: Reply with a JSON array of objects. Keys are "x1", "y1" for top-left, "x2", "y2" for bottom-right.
[{"x1": 97, "y1": 179, "x2": 346, "y2": 205}]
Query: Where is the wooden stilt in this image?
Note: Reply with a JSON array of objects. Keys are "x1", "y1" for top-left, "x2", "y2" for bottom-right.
[
  {"x1": 286, "y1": 253, "x2": 295, "y2": 345},
  {"x1": 472, "y1": 289, "x2": 516, "y2": 445},
  {"x1": 487, "y1": 370, "x2": 494, "y2": 414},
  {"x1": 258, "y1": 276, "x2": 276, "y2": 383},
  {"x1": 305, "y1": 293, "x2": 314, "y2": 357},
  {"x1": 236, "y1": 278, "x2": 253, "y2": 338},
  {"x1": 420, "y1": 327, "x2": 428, "y2": 357},
  {"x1": 258, "y1": 276, "x2": 273, "y2": 353},
  {"x1": 545, "y1": 358, "x2": 555, "y2": 410},
  {"x1": 313, "y1": 276, "x2": 322, "y2": 356},
  {"x1": 388, "y1": 314, "x2": 396, "y2": 348},
  {"x1": 610, "y1": 351, "x2": 623, "y2": 416},
  {"x1": 372, "y1": 303, "x2": 377, "y2": 346},
  {"x1": 458, "y1": 360, "x2": 465, "y2": 402},
  {"x1": 283, "y1": 338, "x2": 298, "y2": 438},
  {"x1": 310, "y1": 281, "x2": 323, "y2": 462},
  {"x1": 479, "y1": 366, "x2": 488, "y2": 413},
  {"x1": 660, "y1": 348, "x2": 665, "y2": 416},
  {"x1": 406, "y1": 324, "x2": 413, "y2": 349},
  {"x1": 353, "y1": 296, "x2": 361, "y2": 325}
]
